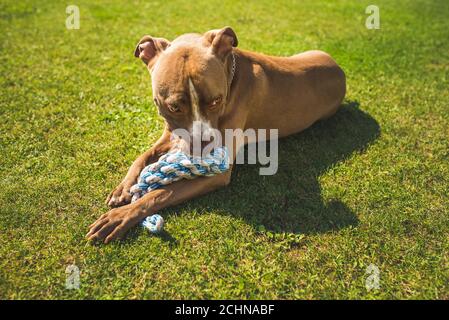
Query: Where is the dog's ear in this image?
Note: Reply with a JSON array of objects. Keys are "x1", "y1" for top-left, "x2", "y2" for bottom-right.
[
  {"x1": 134, "y1": 36, "x2": 170, "y2": 67},
  {"x1": 204, "y1": 26, "x2": 238, "y2": 60}
]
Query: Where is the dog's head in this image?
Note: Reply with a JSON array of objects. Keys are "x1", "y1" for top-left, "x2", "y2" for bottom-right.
[{"x1": 134, "y1": 27, "x2": 238, "y2": 153}]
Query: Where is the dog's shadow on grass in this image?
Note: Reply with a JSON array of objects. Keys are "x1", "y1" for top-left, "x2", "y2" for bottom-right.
[{"x1": 178, "y1": 101, "x2": 380, "y2": 235}]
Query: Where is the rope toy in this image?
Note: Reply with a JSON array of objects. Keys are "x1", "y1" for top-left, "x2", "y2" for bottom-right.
[{"x1": 130, "y1": 147, "x2": 230, "y2": 233}]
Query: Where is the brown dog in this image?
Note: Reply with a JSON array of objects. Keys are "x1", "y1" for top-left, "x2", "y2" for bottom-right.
[{"x1": 86, "y1": 27, "x2": 346, "y2": 243}]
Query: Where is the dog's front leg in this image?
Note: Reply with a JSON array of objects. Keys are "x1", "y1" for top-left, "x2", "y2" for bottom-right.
[
  {"x1": 106, "y1": 129, "x2": 173, "y2": 208},
  {"x1": 87, "y1": 169, "x2": 232, "y2": 243}
]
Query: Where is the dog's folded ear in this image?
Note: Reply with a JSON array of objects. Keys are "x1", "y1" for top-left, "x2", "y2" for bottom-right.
[
  {"x1": 204, "y1": 26, "x2": 238, "y2": 60},
  {"x1": 134, "y1": 36, "x2": 170, "y2": 67}
]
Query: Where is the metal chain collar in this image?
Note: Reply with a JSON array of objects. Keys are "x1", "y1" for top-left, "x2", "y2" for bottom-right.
[{"x1": 229, "y1": 51, "x2": 236, "y2": 87}]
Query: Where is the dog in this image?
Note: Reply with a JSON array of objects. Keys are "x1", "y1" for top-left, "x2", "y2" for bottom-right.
[{"x1": 86, "y1": 27, "x2": 346, "y2": 243}]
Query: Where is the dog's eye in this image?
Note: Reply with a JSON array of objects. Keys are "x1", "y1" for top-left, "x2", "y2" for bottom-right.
[
  {"x1": 208, "y1": 96, "x2": 222, "y2": 109},
  {"x1": 167, "y1": 104, "x2": 180, "y2": 113}
]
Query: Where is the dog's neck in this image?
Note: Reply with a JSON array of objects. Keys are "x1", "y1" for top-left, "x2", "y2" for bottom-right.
[
  {"x1": 220, "y1": 49, "x2": 251, "y2": 125},
  {"x1": 222, "y1": 49, "x2": 255, "y2": 118},
  {"x1": 219, "y1": 48, "x2": 274, "y2": 130}
]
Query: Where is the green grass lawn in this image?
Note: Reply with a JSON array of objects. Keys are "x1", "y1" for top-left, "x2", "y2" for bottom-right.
[{"x1": 1, "y1": 0, "x2": 448, "y2": 299}]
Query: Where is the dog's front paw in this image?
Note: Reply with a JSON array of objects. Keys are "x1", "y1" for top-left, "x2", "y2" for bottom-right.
[
  {"x1": 106, "y1": 182, "x2": 134, "y2": 208},
  {"x1": 86, "y1": 205, "x2": 143, "y2": 244}
]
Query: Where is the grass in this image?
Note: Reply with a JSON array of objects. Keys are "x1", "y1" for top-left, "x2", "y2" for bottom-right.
[{"x1": 0, "y1": 0, "x2": 448, "y2": 299}]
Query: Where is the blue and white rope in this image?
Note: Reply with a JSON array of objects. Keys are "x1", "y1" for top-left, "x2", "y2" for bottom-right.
[{"x1": 130, "y1": 147, "x2": 231, "y2": 230}]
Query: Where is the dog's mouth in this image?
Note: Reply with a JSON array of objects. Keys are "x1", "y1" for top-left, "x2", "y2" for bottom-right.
[
  {"x1": 189, "y1": 138, "x2": 217, "y2": 154},
  {"x1": 170, "y1": 133, "x2": 220, "y2": 157},
  {"x1": 170, "y1": 121, "x2": 221, "y2": 157}
]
